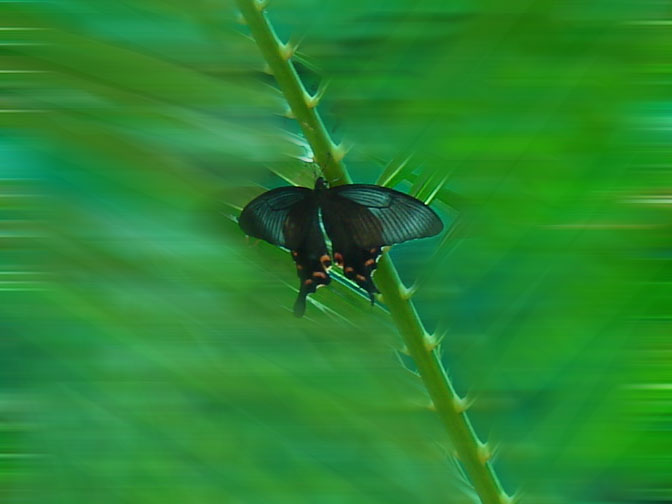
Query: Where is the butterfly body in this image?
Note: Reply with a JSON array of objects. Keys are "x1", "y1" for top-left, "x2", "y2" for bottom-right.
[{"x1": 239, "y1": 177, "x2": 443, "y2": 316}]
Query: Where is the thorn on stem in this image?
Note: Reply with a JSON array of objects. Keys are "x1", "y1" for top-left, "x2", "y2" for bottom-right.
[
  {"x1": 422, "y1": 332, "x2": 437, "y2": 352},
  {"x1": 500, "y1": 491, "x2": 520, "y2": 504},
  {"x1": 305, "y1": 79, "x2": 330, "y2": 109},
  {"x1": 280, "y1": 41, "x2": 298, "y2": 60},
  {"x1": 331, "y1": 142, "x2": 350, "y2": 163},
  {"x1": 399, "y1": 282, "x2": 417, "y2": 300},
  {"x1": 304, "y1": 92, "x2": 319, "y2": 109},
  {"x1": 279, "y1": 44, "x2": 292, "y2": 60},
  {"x1": 423, "y1": 330, "x2": 447, "y2": 352},
  {"x1": 452, "y1": 394, "x2": 474, "y2": 413},
  {"x1": 434, "y1": 330, "x2": 447, "y2": 347},
  {"x1": 491, "y1": 442, "x2": 501, "y2": 462},
  {"x1": 304, "y1": 93, "x2": 319, "y2": 109},
  {"x1": 477, "y1": 440, "x2": 492, "y2": 464}
]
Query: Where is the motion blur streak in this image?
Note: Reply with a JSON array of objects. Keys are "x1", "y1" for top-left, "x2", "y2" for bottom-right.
[{"x1": 1, "y1": 1, "x2": 670, "y2": 503}]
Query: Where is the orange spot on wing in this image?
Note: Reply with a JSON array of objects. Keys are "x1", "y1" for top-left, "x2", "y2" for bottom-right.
[
  {"x1": 304, "y1": 279, "x2": 314, "y2": 285},
  {"x1": 369, "y1": 248, "x2": 378, "y2": 254},
  {"x1": 296, "y1": 264, "x2": 303, "y2": 270},
  {"x1": 320, "y1": 254, "x2": 331, "y2": 264},
  {"x1": 356, "y1": 274, "x2": 366, "y2": 282},
  {"x1": 344, "y1": 266, "x2": 354, "y2": 273},
  {"x1": 312, "y1": 271, "x2": 327, "y2": 279},
  {"x1": 364, "y1": 258, "x2": 375, "y2": 267}
]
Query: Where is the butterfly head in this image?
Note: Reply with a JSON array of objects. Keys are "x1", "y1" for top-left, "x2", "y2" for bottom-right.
[{"x1": 314, "y1": 177, "x2": 329, "y2": 191}]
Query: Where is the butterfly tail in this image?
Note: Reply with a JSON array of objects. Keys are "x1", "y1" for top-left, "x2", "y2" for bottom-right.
[
  {"x1": 367, "y1": 283, "x2": 380, "y2": 305},
  {"x1": 291, "y1": 248, "x2": 331, "y2": 317},
  {"x1": 293, "y1": 291, "x2": 308, "y2": 317}
]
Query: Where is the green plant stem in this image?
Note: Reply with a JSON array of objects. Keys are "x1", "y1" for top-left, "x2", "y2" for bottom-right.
[
  {"x1": 235, "y1": 0, "x2": 351, "y2": 185},
  {"x1": 235, "y1": 2, "x2": 511, "y2": 503},
  {"x1": 374, "y1": 257, "x2": 507, "y2": 504}
]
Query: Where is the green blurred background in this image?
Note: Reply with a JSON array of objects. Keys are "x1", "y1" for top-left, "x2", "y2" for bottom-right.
[{"x1": 1, "y1": 1, "x2": 670, "y2": 502}]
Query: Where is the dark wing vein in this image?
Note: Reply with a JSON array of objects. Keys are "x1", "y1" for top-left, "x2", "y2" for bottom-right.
[
  {"x1": 328, "y1": 185, "x2": 443, "y2": 247},
  {"x1": 238, "y1": 186, "x2": 311, "y2": 247}
]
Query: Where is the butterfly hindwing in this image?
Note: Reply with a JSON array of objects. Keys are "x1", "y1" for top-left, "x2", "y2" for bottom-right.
[
  {"x1": 285, "y1": 199, "x2": 331, "y2": 317},
  {"x1": 320, "y1": 195, "x2": 383, "y2": 303},
  {"x1": 239, "y1": 188, "x2": 330, "y2": 317}
]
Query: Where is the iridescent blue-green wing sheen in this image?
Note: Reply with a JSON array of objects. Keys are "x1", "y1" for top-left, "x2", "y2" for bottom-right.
[
  {"x1": 238, "y1": 186, "x2": 312, "y2": 247},
  {"x1": 321, "y1": 185, "x2": 442, "y2": 303}
]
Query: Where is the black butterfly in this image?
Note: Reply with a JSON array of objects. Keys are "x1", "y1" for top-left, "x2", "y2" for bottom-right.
[{"x1": 239, "y1": 177, "x2": 443, "y2": 316}]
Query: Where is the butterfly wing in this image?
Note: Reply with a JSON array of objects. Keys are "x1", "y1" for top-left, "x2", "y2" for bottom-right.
[
  {"x1": 321, "y1": 185, "x2": 443, "y2": 302},
  {"x1": 239, "y1": 186, "x2": 330, "y2": 317},
  {"x1": 285, "y1": 199, "x2": 332, "y2": 317},
  {"x1": 329, "y1": 185, "x2": 444, "y2": 247},
  {"x1": 238, "y1": 186, "x2": 312, "y2": 247}
]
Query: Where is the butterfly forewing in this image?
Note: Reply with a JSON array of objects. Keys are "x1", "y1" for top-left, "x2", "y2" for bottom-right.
[
  {"x1": 238, "y1": 186, "x2": 312, "y2": 247},
  {"x1": 328, "y1": 185, "x2": 443, "y2": 248}
]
